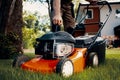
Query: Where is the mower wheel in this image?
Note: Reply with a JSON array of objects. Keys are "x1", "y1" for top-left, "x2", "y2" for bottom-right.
[
  {"x1": 88, "y1": 52, "x2": 99, "y2": 67},
  {"x1": 12, "y1": 54, "x2": 29, "y2": 67},
  {"x1": 56, "y1": 58, "x2": 74, "y2": 77}
]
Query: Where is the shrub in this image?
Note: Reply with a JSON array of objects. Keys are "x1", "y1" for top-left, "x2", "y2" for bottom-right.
[
  {"x1": 22, "y1": 27, "x2": 45, "y2": 49},
  {"x1": 0, "y1": 33, "x2": 20, "y2": 59}
]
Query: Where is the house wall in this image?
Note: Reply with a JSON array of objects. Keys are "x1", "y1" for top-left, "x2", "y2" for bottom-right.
[
  {"x1": 77, "y1": 4, "x2": 120, "y2": 36},
  {"x1": 101, "y1": 4, "x2": 120, "y2": 36}
]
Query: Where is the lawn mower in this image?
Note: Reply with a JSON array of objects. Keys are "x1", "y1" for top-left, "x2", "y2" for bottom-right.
[{"x1": 12, "y1": 1, "x2": 112, "y2": 77}]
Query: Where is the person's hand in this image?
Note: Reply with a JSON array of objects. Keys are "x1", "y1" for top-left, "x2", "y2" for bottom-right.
[{"x1": 52, "y1": 14, "x2": 63, "y2": 25}]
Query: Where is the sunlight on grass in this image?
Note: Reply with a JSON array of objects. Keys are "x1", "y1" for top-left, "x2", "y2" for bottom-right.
[{"x1": 106, "y1": 48, "x2": 120, "y2": 54}]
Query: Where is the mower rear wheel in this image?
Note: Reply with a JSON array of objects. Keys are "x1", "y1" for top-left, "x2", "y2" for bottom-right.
[
  {"x1": 88, "y1": 52, "x2": 99, "y2": 67},
  {"x1": 12, "y1": 54, "x2": 29, "y2": 67},
  {"x1": 56, "y1": 58, "x2": 74, "y2": 77}
]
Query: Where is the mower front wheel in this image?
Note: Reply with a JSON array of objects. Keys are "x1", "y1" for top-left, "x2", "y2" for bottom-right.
[
  {"x1": 12, "y1": 54, "x2": 29, "y2": 67},
  {"x1": 56, "y1": 58, "x2": 74, "y2": 77},
  {"x1": 88, "y1": 52, "x2": 99, "y2": 67}
]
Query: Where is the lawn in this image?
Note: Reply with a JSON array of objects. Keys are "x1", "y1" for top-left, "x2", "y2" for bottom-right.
[{"x1": 0, "y1": 48, "x2": 120, "y2": 80}]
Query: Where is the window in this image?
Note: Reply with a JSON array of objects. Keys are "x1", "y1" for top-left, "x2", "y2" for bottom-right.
[
  {"x1": 116, "y1": 9, "x2": 120, "y2": 18},
  {"x1": 86, "y1": 9, "x2": 93, "y2": 19}
]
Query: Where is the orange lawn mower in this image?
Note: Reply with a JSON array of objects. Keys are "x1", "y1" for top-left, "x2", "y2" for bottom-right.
[{"x1": 12, "y1": 1, "x2": 112, "y2": 77}]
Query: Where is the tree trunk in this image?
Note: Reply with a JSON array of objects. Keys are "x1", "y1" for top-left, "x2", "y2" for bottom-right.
[
  {"x1": 0, "y1": 0, "x2": 10, "y2": 34},
  {"x1": 0, "y1": 0, "x2": 23, "y2": 54}
]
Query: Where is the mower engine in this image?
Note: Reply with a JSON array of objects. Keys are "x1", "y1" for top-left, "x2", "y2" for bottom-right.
[
  {"x1": 35, "y1": 31, "x2": 75, "y2": 59},
  {"x1": 55, "y1": 43, "x2": 74, "y2": 57}
]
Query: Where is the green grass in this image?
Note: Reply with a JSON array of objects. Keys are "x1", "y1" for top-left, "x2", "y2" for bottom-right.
[{"x1": 0, "y1": 48, "x2": 120, "y2": 80}]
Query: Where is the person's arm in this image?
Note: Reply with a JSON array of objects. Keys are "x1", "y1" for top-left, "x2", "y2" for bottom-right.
[{"x1": 52, "y1": 0, "x2": 62, "y2": 25}]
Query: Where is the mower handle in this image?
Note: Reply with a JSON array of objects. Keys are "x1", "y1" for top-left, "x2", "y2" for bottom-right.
[
  {"x1": 87, "y1": 1, "x2": 112, "y2": 54},
  {"x1": 98, "y1": 1, "x2": 112, "y2": 13}
]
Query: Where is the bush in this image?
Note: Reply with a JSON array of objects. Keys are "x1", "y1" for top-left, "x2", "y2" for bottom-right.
[
  {"x1": 22, "y1": 27, "x2": 45, "y2": 49},
  {"x1": 0, "y1": 33, "x2": 20, "y2": 59},
  {"x1": 114, "y1": 25, "x2": 120, "y2": 38}
]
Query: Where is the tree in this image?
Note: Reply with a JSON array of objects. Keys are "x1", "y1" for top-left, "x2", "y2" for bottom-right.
[
  {"x1": 0, "y1": 0, "x2": 23, "y2": 55},
  {"x1": 23, "y1": 12, "x2": 37, "y2": 28}
]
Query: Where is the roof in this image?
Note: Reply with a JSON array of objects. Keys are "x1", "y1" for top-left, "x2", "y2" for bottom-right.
[
  {"x1": 80, "y1": 0, "x2": 120, "y2": 5},
  {"x1": 106, "y1": 0, "x2": 120, "y2": 3},
  {"x1": 107, "y1": 0, "x2": 120, "y2": 4}
]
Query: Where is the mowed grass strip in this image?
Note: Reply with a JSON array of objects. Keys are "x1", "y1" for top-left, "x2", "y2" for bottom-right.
[{"x1": 0, "y1": 48, "x2": 120, "y2": 80}]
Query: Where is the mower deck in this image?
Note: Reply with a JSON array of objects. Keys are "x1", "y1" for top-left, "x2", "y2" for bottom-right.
[
  {"x1": 21, "y1": 48, "x2": 87, "y2": 73},
  {"x1": 21, "y1": 58, "x2": 59, "y2": 73}
]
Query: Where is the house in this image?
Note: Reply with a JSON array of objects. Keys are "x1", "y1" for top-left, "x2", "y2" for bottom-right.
[{"x1": 76, "y1": 0, "x2": 120, "y2": 37}]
